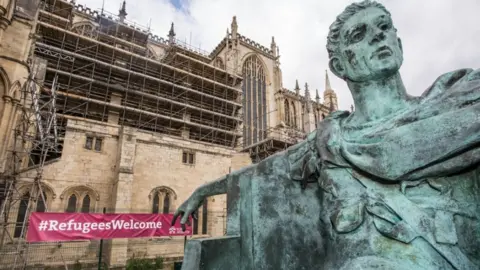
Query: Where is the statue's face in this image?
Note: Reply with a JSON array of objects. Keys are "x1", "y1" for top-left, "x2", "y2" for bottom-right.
[{"x1": 332, "y1": 7, "x2": 403, "y2": 82}]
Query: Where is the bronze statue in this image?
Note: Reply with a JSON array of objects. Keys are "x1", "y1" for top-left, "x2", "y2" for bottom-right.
[{"x1": 174, "y1": 1, "x2": 480, "y2": 269}]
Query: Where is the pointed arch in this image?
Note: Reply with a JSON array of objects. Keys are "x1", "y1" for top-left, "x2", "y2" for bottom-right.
[
  {"x1": 0, "y1": 67, "x2": 10, "y2": 120},
  {"x1": 71, "y1": 21, "x2": 98, "y2": 38},
  {"x1": 0, "y1": 67, "x2": 10, "y2": 94},
  {"x1": 148, "y1": 186, "x2": 177, "y2": 200},
  {"x1": 8, "y1": 80, "x2": 21, "y2": 101},
  {"x1": 60, "y1": 184, "x2": 99, "y2": 213},
  {"x1": 240, "y1": 53, "x2": 268, "y2": 82},
  {"x1": 291, "y1": 101, "x2": 297, "y2": 128},
  {"x1": 17, "y1": 182, "x2": 57, "y2": 201},
  {"x1": 149, "y1": 186, "x2": 177, "y2": 214},
  {"x1": 301, "y1": 104, "x2": 305, "y2": 131},
  {"x1": 14, "y1": 192, "x2": 29, "y2": 238},
  {"x1": 81, "y1": 195, "x2": 91, "y2": 213},
  {"x1": 284, "y1": 99, "x2": 290, "y2": 125},
  {"x1": 60, "y1": 184, "x2": 99, "y2": 201},
  {"x1": 66, "y1": 194, "x2": 77, "y2": 213},
  {"x1": 13, "y1": 184, "x2": 52, "y2": 238},
  {"x1": 242, "y1": 54, "x2": 268, "y2": 146}
]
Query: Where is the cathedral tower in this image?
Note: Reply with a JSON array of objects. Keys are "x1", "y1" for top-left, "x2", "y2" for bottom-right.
[{"x1": 323, "y1": 70, "x2": 338, "y2": 112}]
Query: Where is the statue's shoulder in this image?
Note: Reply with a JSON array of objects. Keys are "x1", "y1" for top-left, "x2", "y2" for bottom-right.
[{"x1": 420, "y1": 68, "x2": 480, "y2": 99}]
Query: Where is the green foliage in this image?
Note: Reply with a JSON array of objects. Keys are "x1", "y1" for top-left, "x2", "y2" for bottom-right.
[{"x1": 126, "y1": 255, "x2": 164, "y2": 270}]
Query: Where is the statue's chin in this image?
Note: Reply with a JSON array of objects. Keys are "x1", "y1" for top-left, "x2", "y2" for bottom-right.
[{"x1": 348, "y1": 65, "x2": 400, "y2": 82}]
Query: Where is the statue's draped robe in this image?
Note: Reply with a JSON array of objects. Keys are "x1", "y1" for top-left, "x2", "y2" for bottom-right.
[{"x1": 289, "y1": 69, "x2": 480, "y2": 270}]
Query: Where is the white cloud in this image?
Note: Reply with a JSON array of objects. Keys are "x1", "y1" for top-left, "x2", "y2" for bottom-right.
[{"x1": 77, "y1": 0, "x2": 480, "y2": 110}]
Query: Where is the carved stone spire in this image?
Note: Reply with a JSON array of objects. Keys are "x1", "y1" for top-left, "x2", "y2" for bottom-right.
[
  {"x1": 325, "y1": 69, "x2": 332, "y2": 91},
  {"x1": 294, "y1": 79, "x2": 300, "y2": 95},
  {"x1": 324, "y1": 69, "x2": 338, "y2": 111},
  {"x1": 226, "y1": 28, "x2": 230, "y2": 47},
  {"x1": 168, "y1": 22, "x2": 176, "y2": 44},
  {"x1": 271, "y1": 36, "x2": 277, "y2": 57},
  {"x1": 118, "y1": 0, "x2": 127, "y2": 22},
  {"x1": 305, "y1": 83, "x2": 312, "y2": 113},
  {"x1": 315, "y1": 89, "x2": 320, "y2": 103},
  {"x1": 231, "y1": 16, "x2": 238, "y2": 39}
]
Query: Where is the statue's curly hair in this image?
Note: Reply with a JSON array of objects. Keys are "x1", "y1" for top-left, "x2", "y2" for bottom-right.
[{"x1": 326, "y1": 0, "x2": 394, "y2": 60}]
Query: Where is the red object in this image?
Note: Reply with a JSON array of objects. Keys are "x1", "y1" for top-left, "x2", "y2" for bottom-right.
[{"x1": 26, "y1": 212, "x2": 192, "y2": 242}]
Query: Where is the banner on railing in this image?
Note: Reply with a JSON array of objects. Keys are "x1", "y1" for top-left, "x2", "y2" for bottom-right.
[{"x1": 26, "y1": 212, "x2": 192, "y2": 242}]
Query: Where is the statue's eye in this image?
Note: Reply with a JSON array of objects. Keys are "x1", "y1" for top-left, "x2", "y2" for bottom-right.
[
  {"x1": 379, "y1": 23, "x2": 390, "y2": 31},
  {"x1": 351, "y1": 31, "x2": 364, "y2": 43},
  {"x1": 349, "y1": 25, "x2": 366, "y2": 43}
]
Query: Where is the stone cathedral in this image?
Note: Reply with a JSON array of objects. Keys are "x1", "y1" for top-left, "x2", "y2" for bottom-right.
[{"x1": 0, "y1": 0, "x2": 338, "y2": 268}]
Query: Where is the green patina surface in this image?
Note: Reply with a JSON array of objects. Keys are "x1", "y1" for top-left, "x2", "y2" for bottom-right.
[{"x1": 173, "y1": 1, "x2": 480, "y2": 269}]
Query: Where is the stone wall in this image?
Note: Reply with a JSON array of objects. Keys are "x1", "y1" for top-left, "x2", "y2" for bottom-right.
[{"x1": 5, "y1": 117, "x2": 252, "y2": 268}]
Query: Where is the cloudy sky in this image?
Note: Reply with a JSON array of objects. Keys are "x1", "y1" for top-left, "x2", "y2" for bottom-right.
[{"x1": 76, "y1": 0, "x2": 480, "y2": 110}]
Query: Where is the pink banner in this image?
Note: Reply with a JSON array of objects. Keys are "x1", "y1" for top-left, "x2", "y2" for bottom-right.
[{"x1": 27, "y1": 212, "x2": 192, "y2": 242}]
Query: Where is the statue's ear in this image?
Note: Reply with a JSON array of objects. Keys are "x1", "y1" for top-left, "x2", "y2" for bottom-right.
[
  {"x1": 398, "y1": 38, "x2": 403, "y2": 53},
  {"x1": 329, "y1": 57, "x2": 345, "y2": 79}
]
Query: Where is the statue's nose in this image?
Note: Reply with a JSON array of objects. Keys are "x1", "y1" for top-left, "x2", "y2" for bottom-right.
[{"x1": 369, "y1": 31, "x2": 386, "y2": 45}]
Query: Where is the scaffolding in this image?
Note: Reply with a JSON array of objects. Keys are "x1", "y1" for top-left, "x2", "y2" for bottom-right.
[
  {"x1": 34, "y1": 0, "x2": 243, "y2": 149},
  {"x1": 0, "y1": 0, "x2": 309, "y2": 266},
  {"x1": 0, "y1": 64, "x2": 66, "y2": 269},
  {"x1": 1, "y1": 0, "x2": 245, "y2": 265}
]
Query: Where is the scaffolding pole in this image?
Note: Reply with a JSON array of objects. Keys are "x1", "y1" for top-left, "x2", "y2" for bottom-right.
[{"x1": 0, "y1": 71, "x2": 67, "y2": 269}]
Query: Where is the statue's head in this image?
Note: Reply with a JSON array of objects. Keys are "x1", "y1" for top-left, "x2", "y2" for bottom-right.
[{"x1": 327, "y1": 0, "x2": 403, "y2": 82}]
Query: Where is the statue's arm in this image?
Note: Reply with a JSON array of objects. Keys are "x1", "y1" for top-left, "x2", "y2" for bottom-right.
[
  {"x1": 171, "y1": 175, "x2": 227, "y2": 228},
  {"x1": 172, "y1": 165, "x2": 255, "y2": 228}
]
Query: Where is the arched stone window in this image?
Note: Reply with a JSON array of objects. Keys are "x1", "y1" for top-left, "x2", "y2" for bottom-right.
[
  {"x1": 0, "y1": 67, "x2": 9, "y2": 121},
  {"x1": 71, "y1": 22, "x2": 98, "y2": 38},
  {"x1": 60, "y1": 185, "x2": 99, "y2": 213},
  {"x1": 242, "y1": 55, "x2": 267, "y2": 146},
  {"x1": 314, "y1": 112, "x2": 318, "y2": 129},
  {"x1": 81, "y1": 195, "x2": 91, "y2": 213},
  {"x1": 13, "y1": 185, "x2": 53, "y2": 238},
  {"x1": 66, "y1": 194, "x2": 77, "y2": 213},
  {"x1": 149, "y1": 186, "x2": 177, "y2": 214},
  {"x1": 14, "y1": 192, "x2": 30, "y2": 238},
  {"x1": 291, "y1": 102, "x2": 297, "y2": 128},
  {"x1": 301, "y1": 104, "x2": 305, "y2": 131},
  {"x1": 284, "y1": 99, "x2": 290, "y2": 125}
]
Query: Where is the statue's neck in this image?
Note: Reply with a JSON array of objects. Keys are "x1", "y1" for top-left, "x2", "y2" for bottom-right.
[{"x1": 348, "y1": 72, "x2": 410, "y2": 123}]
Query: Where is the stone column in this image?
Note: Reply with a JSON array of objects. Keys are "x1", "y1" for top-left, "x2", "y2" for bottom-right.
[
  {"x1": 0, "y1": 95, "x2": 14, "y2": 172},
  {"x1": 181, "y1": 127, "x2": 190, "y2": 139},
  {"x1": 107, "y1": 126, "x2": 136, "y2": 268},
  {"x1": 303, "y1": 109, "x2": 316, "y2": 133},
  {"x1": 0, "y1": 0, "x2": 9, "y2": 42},
  {"x1": 108, "y1": 92, "x2": 122, "y2": 125},
  {"x1": 183, "y1": 111, "x2": 191, "y2": 122}
]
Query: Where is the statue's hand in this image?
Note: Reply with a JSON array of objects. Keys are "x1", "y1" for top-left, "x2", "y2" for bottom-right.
[{"x1": 171, "y1": 191, "x2": 203, "y2": 231}]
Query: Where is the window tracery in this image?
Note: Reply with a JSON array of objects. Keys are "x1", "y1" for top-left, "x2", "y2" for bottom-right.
[
  {"x1": 284, "y1": 99, "x2": 290, "y2": 125},
  {"x1": 291, "y1": 101, "x2": 297, "y2": 128},
  {"x1": 71, "y1": 22, "x2": 98, "y2": 38},
  {"x1": 150, "y1": 186, "x2": 177, "y2": 214},
  {"x1": 61, "y1": 185, "x2": 98, "y2": 213},
  {"x1": 242, "y1": 55, "x2": 267, "y2": 145},
  {"x1": 14, "y1": 184, "x2": 55, "y2": 238}
]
